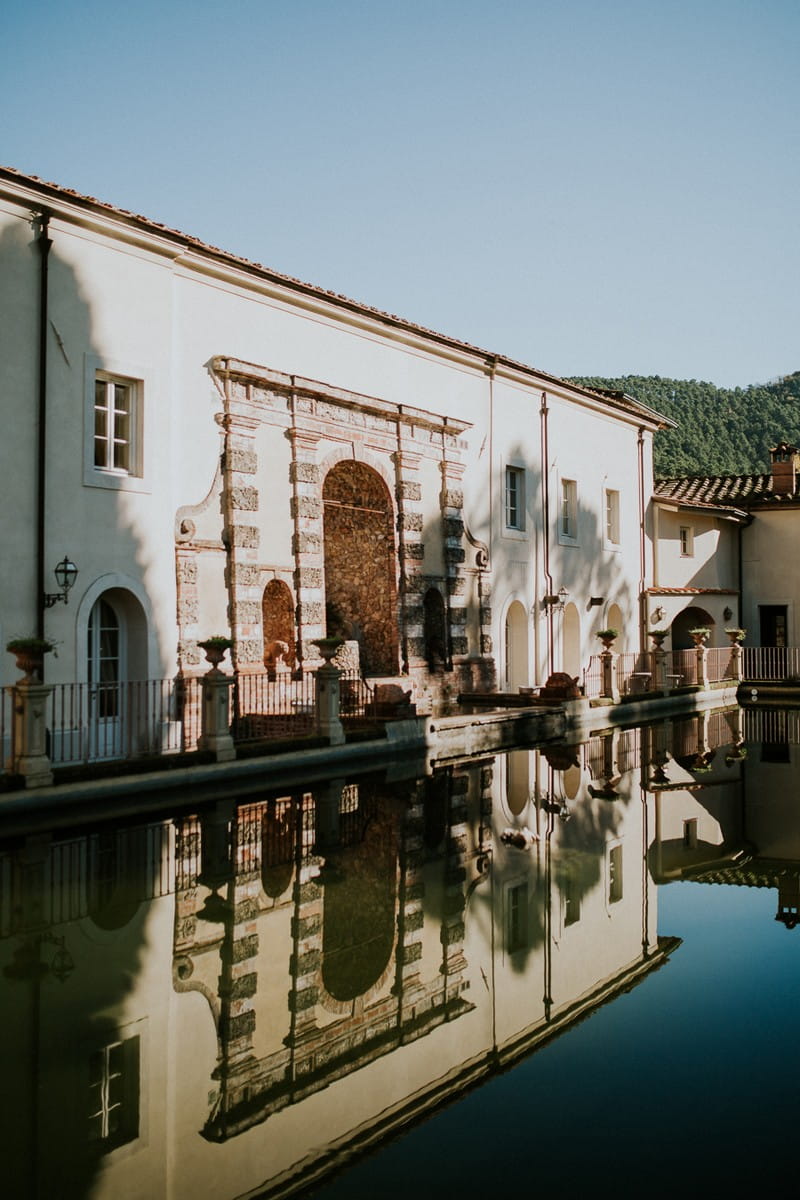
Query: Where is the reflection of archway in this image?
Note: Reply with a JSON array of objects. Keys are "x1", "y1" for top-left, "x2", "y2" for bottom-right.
[
  {"x1": 607, "y1": 603, "x2": 624, "y2": 651},
  {"x1": 506, "y1": 750, "x2": 529, "y2": 816},
  {"x1": 321, "y1": 808, "x2": 397, "y2": 1001},
  {"x1": 563, "y1": 602, "x2": 581, "y2": 678},
  {"x1": 262, "y1": 579, "x2": 295, "y2": 674},
  {"x1": 322, "y1": 461, "x2": 397, "y2": 675},
  {"x1": 261, "y1": 798, "x2": 295, "y2": 899},
  {"x1": 504, "y1": 601, "x2": 528, "y2": 690},
  {"x1": 672, "y1": 605, "x2": 714, "y2": 650}
]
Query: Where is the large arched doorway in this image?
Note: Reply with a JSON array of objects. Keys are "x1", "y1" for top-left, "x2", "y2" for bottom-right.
[
  {"x1": 504, "y1": 601, "x2": 528, "y2": 690},
  {"x1": 262, "y1": 579, "x2": 295, "y2": 675},
  {"x1": 672, "y1": 605, "x2": 714, "y2": 650},
  {"x1": 322, "y1": 461, "x2": 398, "y2": 675},
  {"x1": 563, "y1": 602, "x2": 581, "y2": 679}
]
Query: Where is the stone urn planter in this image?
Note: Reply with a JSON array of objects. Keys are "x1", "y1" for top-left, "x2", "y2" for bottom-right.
[
  {"x1": 313, "y1": 636, "x2": 345, "y2": 665},
  {"x1": 6, "y1": 636, "x2": 56, "y2": 682},
  {"x1": 689, "y1": 627, "x2": 711, "y2": 647},
  {"x1": 725, "y1": 628, "x2": 746, "y2": 645},
  {"x1": 596, "y1": 629, "x2": 618, "y2": 652},
  {"x1": 649, "y1": 630, "x2": 669, "y2": 649},
  {"x1": 198, "y1": 637, "x2": 232, "y2": 670}
]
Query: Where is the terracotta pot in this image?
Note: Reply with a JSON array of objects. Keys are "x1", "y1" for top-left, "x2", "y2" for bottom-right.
[{"x1": 14, "y1": 650, "x2": 44, "y2": 681}]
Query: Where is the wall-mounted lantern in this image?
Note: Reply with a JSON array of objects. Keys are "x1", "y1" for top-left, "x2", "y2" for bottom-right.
[
  {"x1": 543, "y1": 587, "x2": 569, "y2": 611},
  {"x1": 44, "y1": 555, "x2": 78, "y2": 608}
]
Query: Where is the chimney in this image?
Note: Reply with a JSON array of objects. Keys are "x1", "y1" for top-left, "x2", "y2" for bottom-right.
[{"x1": 770, "y1": 442, "x2": 800, "y2": 496}]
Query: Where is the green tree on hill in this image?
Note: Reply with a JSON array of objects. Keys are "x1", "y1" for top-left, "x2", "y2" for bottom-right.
[{"x1": 568, "y1": 372, "x2": 800, "y2": 477}]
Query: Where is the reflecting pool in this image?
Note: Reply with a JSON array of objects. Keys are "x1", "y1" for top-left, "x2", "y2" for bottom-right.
[{"x1": 1, "y1": 704, "x2": 798, "y2": 1198}]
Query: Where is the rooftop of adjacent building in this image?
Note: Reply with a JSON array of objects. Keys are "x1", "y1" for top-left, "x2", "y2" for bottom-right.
[{"x1": 654, "y1": 442, "x2": 800, "y2": 512}]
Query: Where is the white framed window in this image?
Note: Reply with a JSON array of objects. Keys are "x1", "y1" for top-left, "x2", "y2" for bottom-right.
[
  {"x1": 84, "y1": 355, "x2": 151, "y2": 493},
  {"x1": 505, "y1": 466, "x2": 525, "y2": 531},
  {"x1": 679, "y1": 525, "x2": 694, "y2": 557},
  {"x1": 560, "y1": 478, "x2": 578, "y2": 543},
  {"x1": 605, "y1": 488, "x2": 620, "y2": 546},
  {"x1": 94, "y1": 375, "x2": 137, "y2": 473}
]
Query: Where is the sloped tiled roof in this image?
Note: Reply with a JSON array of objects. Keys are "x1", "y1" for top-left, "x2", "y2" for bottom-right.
[
  {"x1": 653, "y1": 472, "x2": 799, "y2": 510},
  {"x1": 0, "y1": 167, "x2": 672, "y2": 430}
]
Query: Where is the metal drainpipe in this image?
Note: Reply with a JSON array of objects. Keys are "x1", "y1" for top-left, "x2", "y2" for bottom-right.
[
  {"x1": 36, "y1": 211, "x2": 52, "y2": 646},
  {"x1": 540, "y1": 392, "x2": 553, "y2": 677},
  {"x1": 637, "y1": 427, "x2": 647, "y2": 651}
]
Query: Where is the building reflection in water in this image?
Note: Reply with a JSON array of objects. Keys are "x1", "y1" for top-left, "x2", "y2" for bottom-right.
[{"x1": 1, "y1": 703, "x2": 798, "y2": 1197}]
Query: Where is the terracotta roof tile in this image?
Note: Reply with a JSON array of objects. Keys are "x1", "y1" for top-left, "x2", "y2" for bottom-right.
[{"x1": 654, "y1": 473, "x2": 781, "y2": 508}]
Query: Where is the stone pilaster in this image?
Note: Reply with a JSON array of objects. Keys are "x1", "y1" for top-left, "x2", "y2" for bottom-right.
[
  {"x1": 221, "y1": 412, "x2": 263, "y2": 670},
  {"x1": 441, "y1": 460, "x2": 468, "y2": 660},
  {"x1": 393, "y1": 450, "x2": 424, "y2": 671},
  {"x1": 289, "y1": 429, "x2": 324, "y2": 670}
]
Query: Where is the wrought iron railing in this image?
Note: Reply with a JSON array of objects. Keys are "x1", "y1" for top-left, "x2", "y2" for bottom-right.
[
  {"x1": 741, "y1": 646, "x2": 800, "y2": 681},
  {"x1": 1, "y1": 666, "x2": 383, "y2": 775}
]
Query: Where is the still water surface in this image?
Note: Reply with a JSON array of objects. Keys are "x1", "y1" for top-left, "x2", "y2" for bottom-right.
[{"x1": 2, "y1": 705, "x2": 797, "y2": 1197}]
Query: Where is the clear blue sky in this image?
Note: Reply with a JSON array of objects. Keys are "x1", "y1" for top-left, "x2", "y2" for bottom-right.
[{"x1": 2, "y1": 0, "x2": 797, "y2": 387}]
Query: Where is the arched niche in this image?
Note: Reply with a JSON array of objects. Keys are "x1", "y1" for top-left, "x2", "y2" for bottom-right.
[
  {"x1": 607, "y1": 602, "x2": 624, "y2": 651},
  {"x1": 423, "y1": 587, "x2": 447, "y2": 670},
  {"x1": 562, "y1": 602, "x2": 581, "y2": 679},
  {"x1": 504, "y1": 600, "x2": 528, "y2": 690},
  {"x1": 262, "y1": 579, "x2": 296, "y2": 676}
]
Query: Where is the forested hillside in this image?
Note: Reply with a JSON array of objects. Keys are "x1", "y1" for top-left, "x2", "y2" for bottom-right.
[{"x1": 568, "y1": 372, "x2": 800, "y2": 478}]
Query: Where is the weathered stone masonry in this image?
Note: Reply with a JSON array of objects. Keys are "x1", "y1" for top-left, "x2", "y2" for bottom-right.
[{"x1": 174, "y1": 356, "x2": 496, "y2": 695}]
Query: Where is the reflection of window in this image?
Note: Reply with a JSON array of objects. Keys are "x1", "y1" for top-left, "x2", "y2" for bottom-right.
[
  {"x1": 94, "y1": 374, "x2": 139, "y2": 475},
  {"x1": 564, "y1": 867, "x2": 581, "y2": 926},
  {"x1": 679, "y1": 525, "x2": 694, "y2": 557},
  {"x1": 561, "y1": 479, "x2": 578, "y2": 541},
  {"x1": 605, "y1": 489, "x2": 620, "y2": 545},
  {"x1": 507, "y1": 883, "x2": 528, "y2": 951},
  {"x1": 505, "y1": 466, "x2": 525, "y2": 530},
  {"x1": 608, "y1": 843, "x2": 623, "y2": 904},
  {"x1": 88, "y1": 1035, "x2": 140, "y2": 1150}
]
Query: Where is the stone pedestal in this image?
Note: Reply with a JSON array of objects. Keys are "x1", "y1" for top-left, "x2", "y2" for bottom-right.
[
  {"x1": 315, "y1": 664, "x2": 345, "y2": 746},
  {"x1": 7, "y1": 681, "x2": 54, "y2": 788},
  {"x1": 199, "y1": 671, "x2": 236, "y2": 762},
  {"x1": 653, "y1": 647, "x2": 669, "y2": 692},
  {"x1": 696, "y1": 645, "x2": 709, "y2": 689},
  {"x1": 600, "y1": 651, "x2": 620, "y2": 703}
]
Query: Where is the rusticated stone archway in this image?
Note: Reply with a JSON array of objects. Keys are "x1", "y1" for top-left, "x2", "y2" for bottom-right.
[{"x1": 322, "y1": 460, "x2": 398, "y2": 676}]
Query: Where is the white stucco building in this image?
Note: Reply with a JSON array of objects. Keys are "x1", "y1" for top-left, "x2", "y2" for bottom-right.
[{"x1": 0, "y1": 167, "x2": 668, "y2": 710}]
